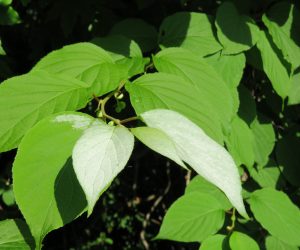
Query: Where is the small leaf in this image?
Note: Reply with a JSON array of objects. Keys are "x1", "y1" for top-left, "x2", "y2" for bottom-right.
[
  {"x1": 159, "y1": 12, "x2": 222, "y2": 56},
  {"x1": 156, "y1": 192, "x2": 225, "y2": 242},
  {"x1": 2, "y1": 187, "x2": 15, "y2": 206},
  {"x1": 0, "y1": 6, "x2": 20, "y2": 25},
  {"x1": 13, "y1": 112, "x2": 93, "y2": 247},
  {"x1": 200, "y1": 234, "x2": 229, "y2": 250},
  {"x1": 215, "y1": 2, "x2": 259, "y2": 54},
  {"x1": 229, "y1": 232, "x2": 259, "y2": 250},
  {"x1": 249, "y1": 188, "x2": 300, "y2": 246},
  {"x1": 0, "y1": 70, "x2": 89, "y2": 152},
  {"x1": 0, "y1": 219, "x2": 35, "y2": 249},
  {"x1": 265, "y1": 236, "x2": 298, "y2": 250},
  {"x1": 72, "y1": 122, "x2": 134, "y2": 215},
  {"x1": 109, "y1": 18, "x2": 157, "y2": 52},
  {"x1": 140, "y1": 109, "x2": 247, "y2": 217}
]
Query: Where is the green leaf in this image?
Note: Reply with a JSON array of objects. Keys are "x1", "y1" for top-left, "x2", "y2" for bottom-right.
[
  {"x1": 0, "y1": 70, "x2": 89, "y2": 153},
  {"x1": 249, "y1": 188, "x2": 300, "y2": 246},
  {"x1": 2, "y1": 186, "x2": 15, "y2": 206},
  {"x1": 288, "y1": 72, "x2": 300, "y2": 105},
  {"x1": 0, "y1": 39, "x2": 5, "y2": 55},
  {"x1": 131, "y1": 127, "x2": 186, "y2": 169},
  {"x1": 276, "y1": 134, "x2": 300, "y2": 186},
  {"x1": 229, "y1": 232, "x2": 259, "y2": 250},
  {"x1": 91, "y1": 35, "x2": 147, "y2": 77},
  {"x1": 215, "y1": 2, "x2": 259, "y2": 54},
  {"x1": 126, "y1": 73, "x2": 224, "y2": 144},
  {"x1": 33, "y1": 42, "x2": 113, "y2": 78},
  {"x1": 140, "y1": 109, "x2": 247, "y2": 217},
  {"x1": 72, "y1": 122, "x2": 134, "y2": 215},
  {"x1": 185, "y1": 176, "x2": 232, "y2": 211},
  {"x1": 159, "y1": 12, "x2": 222, "y2": 57},
  {"x1": 153, "y1": 48, "x2": 234, "y2": 133},
  {"x1": 265, "y1": 236, "x2": 298, "y2": 250},
  {"x1": 0, "y1": 219, "x2": 35, "y2": 249},
  {"x1": 0, "y1": 0, "x2": 12, "y2": 6},
  {"x1": 156, "y1": 192, "x2": 225, "y2": 242},
  {"x1": 256, "y1": 31, "x2": 291, "y2": 98},
  {"x1": 0, "y1": 6, "x2": 20, "y2": 25},
  {"x1": 109, "y1": 18, "x2": 157, "y2": 52},
  {"x1": 250, "y1": 117, "x2": 275, "y2": 167},
  {"x1": 200, "y1": 234, "x2": 228, "y2": 250},
  {"x1": 13, "y1": 112, "x2": 93, "y2": 247},
  {"x1": 263, "y1": 3, "x2": 300, "y2": 69},
  {"x1": 225, "y1": 116, "x2": 255, "y2": 168}
]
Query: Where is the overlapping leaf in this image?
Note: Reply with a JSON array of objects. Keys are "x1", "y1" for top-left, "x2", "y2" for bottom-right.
[{"x1": 229, "y1": 232, "x2": 259, "y2": 250}]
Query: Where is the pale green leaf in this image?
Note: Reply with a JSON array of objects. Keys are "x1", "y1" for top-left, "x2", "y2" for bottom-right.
[
  {"x1": 0, "y1": 219, "x2": 35, "y2": 249},
  {"x1": 33, "y1": 42, "x2": 113, "y2": 78},
  {"x1": 140, "y1": 109, "x2": 247, "y2": 217},
  {"x1": 200, "y1": 234, "x2": 228, "y2": 250},
  {"x1": 0, "y1": 70, "x2": 89, "y2": 153},
  {"x1": 109, "y1": 18, "x2": 157, "y2": 52},
  {"x1": 131, "y1": 127, "x2": 186, "y2": 169},
  {"x1": 256, "y1": 31, "x2": 291, "y2": 98},
  {"x1": 159, "y1": 12, "x2": 222, "y2": 57},
  {"x1": 13, "y1": 112, "x2": 94, "y2": 247},
  {"x1": 266, "y1": 236, "x2": 298, "y2": 250},
  {"x1": 72, "y1": 122, "x2": 134, "y2": 215},
  {"x1": 156, "y1": 192, "x2": 225, "y2": 242},
  {"x1": 153, "y1": 48, "x2": 234, "y2": 133},
  {"x1": 216, "y1": 2, "x2": 259, "y2": 54},
  {"x1": 263, "y1": 3, "x2": 300, "y2": 69},
  {"x1": 288, "y1": 72, "x2": 300, "y2": 105},
  {"x1": 126, "y1": 73, "x2": 224, "y2": 144},
  {"x1": 186, "y1": 176, "x2": 232, "y2": 211},
  {"x1": 249, "y1": 188, "x2": 300, "y2": 246},
  {"x1": 229, "y1": 232, "x2": 259, "y2": 250}
]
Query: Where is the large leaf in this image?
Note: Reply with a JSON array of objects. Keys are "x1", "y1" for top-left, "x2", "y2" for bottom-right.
[
  {"x1": 288, "y1": 72, "x2": 300, "y2": 105},
  {"x1": 153, "y1": 48, "x2": 234, "y2": 132},
  {"x1": 263, "y1": 2, "x2": 300, "y2": 69},
  {"x1": 13, "y1": 112, "x2": 93, "y2": 247},
  {"x1": 139, "y1": 109, "x2": 247, "y2": 217},
  {"x1": 126, "y1": 73, "x2": 224, "y2": 144},
  {"x1": 0, "y1": 219, "x2": 35, "y2": 249},
  {"x1": 215, "y1": 2, "x2": 259, "y2": 54},
  {"x1": 256, "y1": 31, "x2": 291, "y2": 98},
  {"x1": 159, "y1": 12, "x2": 222, "y2": 57},
  {"x1": 265, "y1": 236, "x2": 298, "y2": 250},
  {"x1": 200, "y1": 234, "x2": 228, "y2": 250},
  {"x1": 229, "y1": 232, "x2": 259, "y2": 250},
  {"x1": 156, "y1": 192, "x2": 225, "y2": 242},
  {"x1": 0, "y1": 70, "x2": 89, "y2": 153},
  {"x1": 109, "y1": 18, "x2": 157, "y2": 52},
  {"x1": 249, "y1": 188, "x2": 300, "y2": 246},
  {"x1": 33, "y1": 42, "x2": 113, "y2": 78},
  {"x1": 72, "y1": 122, "x2": 134, "y2": 215}
]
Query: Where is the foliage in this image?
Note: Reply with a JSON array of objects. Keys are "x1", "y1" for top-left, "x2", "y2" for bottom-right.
[{"x1": 0, "y1": 0, "x2": 300, "y2": 249}]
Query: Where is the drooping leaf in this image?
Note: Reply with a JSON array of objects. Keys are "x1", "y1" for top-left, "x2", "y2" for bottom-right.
[
  {"x1": 200, "y1": 234, "x2": 228, "y2": 250},
  {"x1": 185, "y1": 176, "x2": 232, "y2": 210},
  {"x1": 72, "y1": 122, "x2": 134, "y2": 215},
  {"x1": 126, "y1": 73, "x2": 224, "y2": 144},
  {"x1": 0, "y1": 219, "x2": 35, "y2": 249},
  {"x1": 250, "y1": 117, "x2": 275, "y2": 167},
  {"x1": 225, "y1": 116, "x2": 255, "y2": 168},
  {"x1": 159, "y1": 12, "x2": 222, "y2": 57},
  {"x1": 140, "y1": 109, "x2": 247, "y2": 217},
  {"x1": 13, "y1": 112, "x2": 93, "y2": 247},
  {"x1": 263, "y1": 2, "x2": 300, "y2": 69},
  {"x1": 265, "y1": 236, "x2": 298, "y2": 250},
  {"x1": 109, "y1": 18, "x2": 157, "y2": 52},
  {"x1": 229, "y1": 232, "x2": 259, "y2": 250},
  {"x1": 33, "y1": 42, "x2": 113, "y2": 78},
  {"x1": 288, "y1": 72, "x2": 300, "y2": 105},
  {"x1": 156, "y1": 192, "x2": 225, "y2": 242},
  {"x1": 153, "y1": 48, "x2": 234, "y2": 133},
  {"x1": 0, "y1": 70, "x2": 89, "y2": 153},
  {"x1": 256, "y1": 31, "x2": 291, "y2": 98},
  {"x1": 249, "y1": 188, "x2": 300, "y2": 246},
  {"x1": 215, "y1": 2, "x2": 259, "y2": 54},
  {"x1": 131, "y1": 127, "x2": 186, "y2": 169}
]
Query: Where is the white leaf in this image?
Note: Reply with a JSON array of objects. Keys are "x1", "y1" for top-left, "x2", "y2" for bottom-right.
[
  {"x1": 72, "y1": 122, "x2": 134, "y2": 215},
  {"x1": 140, "y1": 109, "x2": 247, "y2": 217}
]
